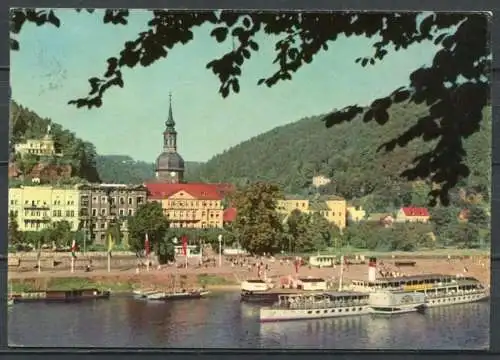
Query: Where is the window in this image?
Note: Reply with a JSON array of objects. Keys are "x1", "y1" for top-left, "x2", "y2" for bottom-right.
[
  {"x1": 128, "y1": 209, "x2": 133, "y2": 216},
  {"x1": 100, "y1": 223, "x2": 106, "y2": 229},
  {"x1": 120, "y1": 197, "x2": 125, "y2": 205},
  {"x1": 53, "y1": 210, "x2": 57, "y2": 217},
  {"x1": 137, "y1": 197, "x2": 144, "y2": 204},
  {"x1": 92, "y1": 209, "x2": 97, "y2": 216},
  {"x1": 119, "y1": 209, "x2": 124, "y2": 216},
  {"x1": 128, "y1": 197, "x2": 133, "y2": 205},
  {"x1": 100, "y1": 234, "x2": 106, "y2": 240},
  {"x1": 101, "y1": 196, "x2": 107, "y2": 204},
  {"x1": 92, "y1": 197, "x2": 98, "y2": 203},
  {"x1": 101, "y1": 208, "x2": 106, "y2": 216}
]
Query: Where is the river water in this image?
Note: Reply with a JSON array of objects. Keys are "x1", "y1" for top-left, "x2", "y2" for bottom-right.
[{"x1": 8, "y1": 292, "x2": 489, "y2": 349}]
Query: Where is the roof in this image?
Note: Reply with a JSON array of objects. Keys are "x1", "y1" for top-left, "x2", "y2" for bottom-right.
[
  {"x1": 223, "y1": 207, "x2": 237, "y2": 222},
  {"x1": 144, "y1": 182, "x2": 230, "y2": 200},
  {"x1": 318, "y1": 195, "x2": 345, "y2": 201},
  {"x1": 282, "y1": 195, "x2": 306, "y2": 201},
  {"x1": 309, "y1": 201, "x2": 329, "y2": 211},
  {"x1": 156, "y1": 151, "x2": 184, "y2": 171},
  {"x1": 401, "y1": 207, "x2": 430, "y2": 217}
]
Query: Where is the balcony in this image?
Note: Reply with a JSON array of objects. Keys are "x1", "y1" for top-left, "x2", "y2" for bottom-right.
[{"x1": 23, "y1": 204, "x2": 50, "y2": 210}]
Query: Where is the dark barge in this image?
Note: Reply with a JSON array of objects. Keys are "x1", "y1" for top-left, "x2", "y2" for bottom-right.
[{"x1": 12, "y1": 288, "x2": 111, "y2": 304}]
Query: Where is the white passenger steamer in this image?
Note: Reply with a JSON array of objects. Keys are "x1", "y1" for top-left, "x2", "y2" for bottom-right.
[
  {"x1": 259, "y1": 292, "x2": 371, "y2": 322},
  {"x1": 348, "y1": 255, "x2": 488, "y2": 309},
  {"x1": 259, "y1": 290, "x2": 426, "y2": 322}
]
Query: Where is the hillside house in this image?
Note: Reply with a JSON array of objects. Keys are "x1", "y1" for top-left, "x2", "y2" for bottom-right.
[{"x1": 396, "y1": 207, "x2": 430, "y2": 223}]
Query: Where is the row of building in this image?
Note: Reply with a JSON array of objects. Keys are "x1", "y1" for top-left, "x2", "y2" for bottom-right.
[{"x1": 9, "y1": 181, "x2": 432, "y2": 245}]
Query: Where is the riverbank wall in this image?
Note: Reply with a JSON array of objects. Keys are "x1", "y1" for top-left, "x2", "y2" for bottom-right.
[{"x1": 8, "y1": 271, "x2": 240, "y2": 293}]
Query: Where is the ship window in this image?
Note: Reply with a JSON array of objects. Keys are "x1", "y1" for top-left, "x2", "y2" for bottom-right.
[
  {"x1": 331, "y1": 309, "x2": 335, "y2": 313},
  {"x1": 324, "y1": 310, "x2": 328, "y2": 313},
  {"x1": 307, "y1": 311, "x2": 312, "y2": 314},
  {"x1": 358, "y1": 307, "x2": 363, "y2": 311},
  {"x1": 345, "y1": 308, "x2": 349, "y2": 312},
  {"x1": 338, "y1": 309, "x2": 342, "y2": 312},
  {"x1": 315, "y1": 310, "x2": 320, "y2": 314}
]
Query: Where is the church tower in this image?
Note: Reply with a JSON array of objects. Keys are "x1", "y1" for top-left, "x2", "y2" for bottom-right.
[{"x1": 155, "y1": 93, "x2": 185, "y2": 183}]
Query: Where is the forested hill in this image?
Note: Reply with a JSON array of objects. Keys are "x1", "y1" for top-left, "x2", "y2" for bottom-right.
[
  {"x1": 96, "y1": 155, "x2": 204, "y2": 184},
  {"x1": 188, "y1": 102, "x2": 491, "y2": 203},
  {"x1": 10, "y1": 100, "x2": 101, "y2": 182}
]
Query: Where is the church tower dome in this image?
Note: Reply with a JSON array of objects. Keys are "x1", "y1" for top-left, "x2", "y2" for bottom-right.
[{"x1": 155, "y1": 93, "x2": 185, "y2": 183}]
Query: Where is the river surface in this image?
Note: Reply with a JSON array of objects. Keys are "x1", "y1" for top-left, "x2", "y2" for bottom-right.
[{"x1": 8, "y1": 292, "x2": 489, "y2": 349}]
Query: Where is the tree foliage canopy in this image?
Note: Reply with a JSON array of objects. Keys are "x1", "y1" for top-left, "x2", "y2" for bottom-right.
[
  {"x1": 11, "y1": 10, "x2": 490, "y2": 204},
  {"x1": 231, "y1": 182, "x2": 284, "y2": 255},
  {"x1": 127, "y1": 201, "x2": 169, "y2": 253}
]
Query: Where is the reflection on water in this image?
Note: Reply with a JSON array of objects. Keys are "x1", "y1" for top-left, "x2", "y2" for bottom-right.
[
  {"x1": 258, "y1": 302, "x2": 489, "y2": 349},
  {"x1": 8, "y1": 292, "x2": 489, "y2": 349}
]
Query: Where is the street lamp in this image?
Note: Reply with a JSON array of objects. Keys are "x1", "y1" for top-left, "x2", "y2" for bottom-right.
[{"x1": 218, "y1": 234, "x2": 223, "y2": 267}]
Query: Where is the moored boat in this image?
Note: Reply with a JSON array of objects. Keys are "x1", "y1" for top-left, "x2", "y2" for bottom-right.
[
  {"x1": 12, "y1": 288, "x2": 110, "y2": 303},
  {"x1": 146, "y1": 289, "x2": 210, "y2": 301},
  {"x1": 133, "y1": 289, "x2": 160, "y2": 298},
  {"x1": 349, "y1": 274, "x2": 488, "y2": 308},
  {"x1": 259, "y1": 292, "x2": 371, "y2": 322},
  {"x1": 259, "y1": 289, "x2": 427, "y2": 322},
  {"x1": 240, "y1": 277, "x2": 329, "y2": 304}
]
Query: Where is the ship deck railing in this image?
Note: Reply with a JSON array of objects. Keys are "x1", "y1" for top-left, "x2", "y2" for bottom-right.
[
  {"x1": 271, "y1": 300, "x2": 370, "y2": 310},
  {"x1": 425, "y1": 289, "x2": 486, "y2": 299}
]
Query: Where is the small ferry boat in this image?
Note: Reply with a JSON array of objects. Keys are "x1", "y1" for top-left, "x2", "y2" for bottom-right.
[
  {"x1": 146, "y1": 289, "x2": 210, "y2": 301},
  {"x1": 259, "y1": 292, "x2": 371, "y2": 322},
  {"x1": 349, "y1": 274, "x2": 488, "y2": 307},
  {"x1": 12, "y1": 288, "x2": 110, "y2": 303},
  {"x1": 133, "y1": 289, "x2": 160, "y2": 298}
]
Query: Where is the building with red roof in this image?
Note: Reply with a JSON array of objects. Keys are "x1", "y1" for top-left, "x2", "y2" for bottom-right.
[
  {"x1": 396, "y1": 206, "x2": 430, "y2": 223},
  {"x1": 144, "y1": 182, "x2": 236, "y2": 229}
]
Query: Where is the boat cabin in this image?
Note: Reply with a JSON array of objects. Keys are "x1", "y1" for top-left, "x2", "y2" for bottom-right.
[
  {"x1": 241, "y1": 279, "x2": 271, "y2": 292},
  {"x1": 274, "y1": 291, "x2": 370, "y2": 309},
  {"x1": 350, "y1": 274, "x2": 482, "y2": 292}
]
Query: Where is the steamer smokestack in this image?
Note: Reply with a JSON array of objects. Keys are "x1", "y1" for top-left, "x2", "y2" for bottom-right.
[{"x1": 368, "y1": 257, "x2": 377, "y2": 282}]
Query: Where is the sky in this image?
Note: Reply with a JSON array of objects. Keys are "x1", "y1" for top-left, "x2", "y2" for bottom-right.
[{"x1": 11, "y1": 10, "x2": 442, "y2": 163}]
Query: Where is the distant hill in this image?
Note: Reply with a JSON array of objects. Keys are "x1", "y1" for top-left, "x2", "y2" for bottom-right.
[
  {"x1": 96, "y1": 155, "x2": 204, "y2": 184},
  {"x1": 187, "y1": 102, "x2": 491, "y2": 203}
]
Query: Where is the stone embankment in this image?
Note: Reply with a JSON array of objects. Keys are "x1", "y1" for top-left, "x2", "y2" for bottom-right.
[{"x1": 8, "y1": 251, "x2": 148, "y2": 272}]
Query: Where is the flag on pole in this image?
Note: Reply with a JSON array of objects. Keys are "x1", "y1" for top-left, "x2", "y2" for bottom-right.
[
  {"x1": 145, "y1": 233, "x2": 150, "y2": 257},
  {"x1": 71, "y1": 239, "x2": 77, "y2": 258},
  {"x1": 181, "y1": 235, "x2": 188, "y2": 256},
  {"x1": 107, "y1": 233, "x2": 114, "y2": 256}
]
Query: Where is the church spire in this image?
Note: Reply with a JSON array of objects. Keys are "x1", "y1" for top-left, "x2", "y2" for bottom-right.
[{"x1": 165, "y1": 92, "x2": 175, "y2": 129}]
